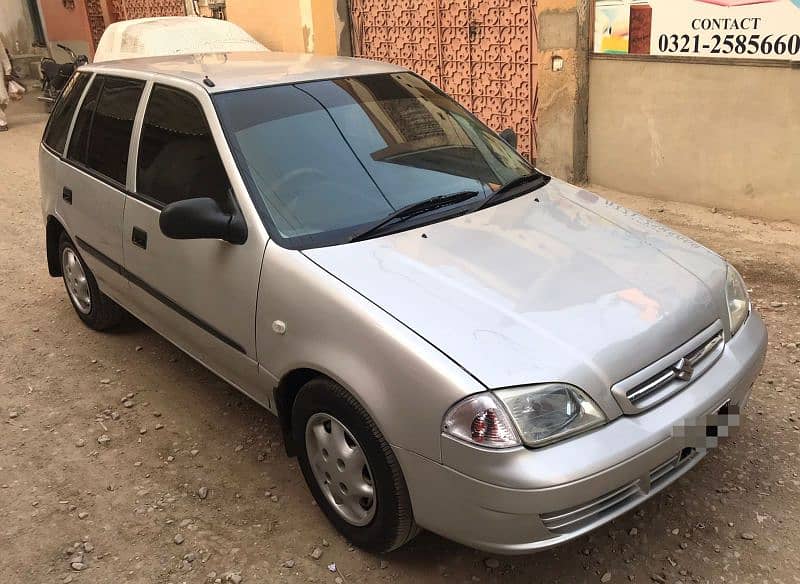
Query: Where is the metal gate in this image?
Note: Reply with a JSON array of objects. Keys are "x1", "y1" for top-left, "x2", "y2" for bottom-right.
[{"x1": 350, "y1": 0, "x2": 539, "y2": 161}]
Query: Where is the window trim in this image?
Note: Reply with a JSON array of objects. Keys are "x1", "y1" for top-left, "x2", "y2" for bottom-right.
[
  {"x1": 64, "y1": 73, "x2": 146, "y2": 189},
  {"x1": 130, "y1": 81, "x2": 243, "y2": 219}
]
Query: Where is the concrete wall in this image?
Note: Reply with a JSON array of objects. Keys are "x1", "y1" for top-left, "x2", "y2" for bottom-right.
[
  {"x1": 588, "y1": 58, "x2": 800, "y2": 223},
  {"x1": 0, "y1": 0, "x2": 37, "y2": 53},
  {"x1": 535, "y1": 0, "x2": 589, "y2": 183},
  {"x1": 226, "y1": 0, "x2": 343, "y2": 55},
  {"x1": 39, "y1": 0, "x2": 93, "y2": 59}
]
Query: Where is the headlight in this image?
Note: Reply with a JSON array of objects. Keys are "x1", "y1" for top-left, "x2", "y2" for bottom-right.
[
  {"x1": 442, "y1": 393, "x2": 521, "y2": 449},
  {"x1": 495, "y1": 384, "x2": 606, "y2": 447},
  {"x1": 725, "y1": 264, "x2": 750, "y2": 337},
  {"x1": 442, "y1": 384, "x2": 607, "y2": 449}
]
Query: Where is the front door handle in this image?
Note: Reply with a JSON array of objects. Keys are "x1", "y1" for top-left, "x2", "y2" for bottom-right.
[
  {"x1": 131, "y1": 227, "x2": 148, "y2": 250},
  {"x1": 62, "y1": 187, "x2": 72, "y2": 204}
]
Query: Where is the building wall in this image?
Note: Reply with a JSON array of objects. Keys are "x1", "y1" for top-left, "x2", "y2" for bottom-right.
[
  {"x1": 226, "y1": 0, "x2": 341, "y2": 55},
  {"x1": 533, "y1": 0, "x2": 588, "y2": 183},
  {"x1": 39, "y1": 0, "x2": 94, "y2": 59},
  {"x1": 588, "y1": 58, "x2": 800, "y2": 223},
  {"x1": 0, "y1": 0, "x2": 36, "y2": 53}
]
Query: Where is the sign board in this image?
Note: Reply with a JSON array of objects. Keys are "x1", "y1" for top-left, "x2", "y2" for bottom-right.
[{"x1": 594, "y1": 0, "x2": 800, "y2": 59}]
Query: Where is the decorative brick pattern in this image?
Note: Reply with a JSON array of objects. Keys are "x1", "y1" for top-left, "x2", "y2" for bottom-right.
[{"x1": 350, "y1": 0, "x2": 539, "y2": 160}]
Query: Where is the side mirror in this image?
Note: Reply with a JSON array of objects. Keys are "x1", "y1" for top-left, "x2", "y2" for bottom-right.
[
  {"x1": 159, "y1": 197, "x2": 247, "y2": 244},
  {"x1": 499, "y1": 127, "x2": 518, "y2": 149}
]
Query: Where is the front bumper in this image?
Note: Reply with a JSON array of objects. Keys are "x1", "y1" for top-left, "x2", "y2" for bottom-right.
[{"x1": 396, "y1": 311, "x2": 767, "y2": 554}]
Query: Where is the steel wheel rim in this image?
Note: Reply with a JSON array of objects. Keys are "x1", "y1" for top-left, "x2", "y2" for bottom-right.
[
  {"x1": 62, "y1": 247, "x2": 91, "y2": 314},
  {"x1": 305, "y1": 413, "x2": 376, "y2": 526}
]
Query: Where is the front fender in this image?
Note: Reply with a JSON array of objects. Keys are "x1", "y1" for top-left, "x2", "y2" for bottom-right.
[{"x1": 257, "y1": 242, "x2": 485, "y2": 462}]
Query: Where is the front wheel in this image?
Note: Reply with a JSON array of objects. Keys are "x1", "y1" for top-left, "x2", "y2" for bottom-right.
[{"x1": 292, "y1": 378, "x2": 419, "y2": 552}]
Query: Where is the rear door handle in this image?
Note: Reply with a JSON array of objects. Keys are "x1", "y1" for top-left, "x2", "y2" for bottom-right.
[
  {"x1": 131, "y1": 227, "x2": 148, "y2": 250},
  {"x1": 62, "y1": 187, "x2": 72, "y2": 204}
]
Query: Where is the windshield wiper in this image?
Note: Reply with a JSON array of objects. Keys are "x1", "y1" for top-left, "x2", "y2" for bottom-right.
[
  {"x1": 350, "y1": 190, "x2": 480, "y2": 242},
  {"x1": 476, "y1": 172, "x2": 550, "y2": 211}
]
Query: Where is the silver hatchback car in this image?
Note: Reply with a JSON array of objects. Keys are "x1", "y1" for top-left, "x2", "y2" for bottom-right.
[{"x1": 40, "y1": 52, "x2": 767, "y2": 554}]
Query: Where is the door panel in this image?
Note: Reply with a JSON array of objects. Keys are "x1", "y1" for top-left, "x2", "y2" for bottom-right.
[
  {"x1": 57, "y1": 163, "x2": 128, "y2": 298},
  {"x1": 121, "y1": 197, "x2": 263, "y2": 395}
]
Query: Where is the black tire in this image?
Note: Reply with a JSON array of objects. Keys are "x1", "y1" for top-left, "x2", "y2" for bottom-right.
[
  {"x1": 58, "y1": 232, "x2": 124, "y2": 331},
  {"x1": 292, "y1": 377, "x2": 419, "y2": 553}
]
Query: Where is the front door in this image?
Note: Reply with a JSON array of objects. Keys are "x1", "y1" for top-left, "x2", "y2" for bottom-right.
[
  {"x1": 349, "y1": 0, "x2": 539, "y2": 160},
  {"x1": 122, "y1": 82, "x2": 265, "y2": 398}
]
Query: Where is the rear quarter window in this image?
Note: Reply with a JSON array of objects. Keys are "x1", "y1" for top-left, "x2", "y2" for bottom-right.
[{"x1": 42, "y1": 72, "x2": 91, "y2": 154}]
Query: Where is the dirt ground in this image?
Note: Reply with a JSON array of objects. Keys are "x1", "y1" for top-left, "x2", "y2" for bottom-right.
[{"x1": 1, "y1": 96, "x2": 799, "y2": 584}]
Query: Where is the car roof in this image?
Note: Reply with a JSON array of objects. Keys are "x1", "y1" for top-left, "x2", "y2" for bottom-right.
[{"x1": 82, "y1": 51, "x2": 407, "y2": 93}]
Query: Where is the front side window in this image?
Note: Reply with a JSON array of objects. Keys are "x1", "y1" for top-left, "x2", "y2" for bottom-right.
[
  {"x1": 214, "y1": 72, "x2": 535, "y2": 249},
  {"x1": 136, "y1": 85, "x2": 231, "y2": 209},
  {"x1": 67, "y1": 75, "x2": 144, "y2": 185},
  {"x1": 42, "y1": 72, "x2": 91, "y2": 154}
]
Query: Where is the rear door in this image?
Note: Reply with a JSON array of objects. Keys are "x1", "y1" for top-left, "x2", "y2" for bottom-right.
[
  {"x1": 58, "y1": 74, "x2": 145, "y2": 300},
  {"x1": 122, "y1": 81, "x2": 265, "y2": 397}
]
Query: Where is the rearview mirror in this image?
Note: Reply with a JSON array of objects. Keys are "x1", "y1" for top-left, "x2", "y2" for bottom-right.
[
  {"x1": 159, "y1": 197, "x2": 247, "y2": 244},
  {"x1": 499, "y1": 127, "x2": 518, "y2": 149}
]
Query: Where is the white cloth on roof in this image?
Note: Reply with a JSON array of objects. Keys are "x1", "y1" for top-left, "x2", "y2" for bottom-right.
[{"x1": 93, "y1": 16, "x2": 268, "y2": 63}]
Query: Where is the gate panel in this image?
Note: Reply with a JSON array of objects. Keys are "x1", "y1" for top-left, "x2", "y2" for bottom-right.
[{"x1": 350, "y1": 0, "x2": 539, "y2": 161}]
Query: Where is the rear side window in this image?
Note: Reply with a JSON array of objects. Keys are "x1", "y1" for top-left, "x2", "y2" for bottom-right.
[
  {"x1": 42, "y1": 72, "x2": 91, "y2": 154},
  {"x1": 136, "y1": 85, "x2": 230, "y2": 208},
  {"x1": 67, "y1": 75, "x2": 145, "y2": 186}
]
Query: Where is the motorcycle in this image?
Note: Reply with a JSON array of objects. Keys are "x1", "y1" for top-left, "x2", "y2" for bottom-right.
[{"x1": 38, "y1": 44, "x2": 88, "y2": 108}]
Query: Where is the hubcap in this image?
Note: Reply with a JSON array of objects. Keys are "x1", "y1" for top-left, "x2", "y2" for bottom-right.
[
  {"x1": 305, "y1": 413, "x2": 376, "y2": 526},
  {"x1": 62, "y1": 247, "x2": 91, "y2": 314}
]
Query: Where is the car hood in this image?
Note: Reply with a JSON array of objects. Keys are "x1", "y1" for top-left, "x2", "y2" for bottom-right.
[{"x1": 304, "y1": 179, "x2": 727, "y2": 412}]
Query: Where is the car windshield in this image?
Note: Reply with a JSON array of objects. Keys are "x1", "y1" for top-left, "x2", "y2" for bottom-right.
[{"x1": 214, "y1": 72, "x2": 539, "y2": 249}]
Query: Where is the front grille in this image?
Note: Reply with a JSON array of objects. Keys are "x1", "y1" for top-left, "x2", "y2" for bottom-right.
[
  {"x1": 540, "y1": 448, "x2": 700, "y2": 535},
  {"x1": 612, "y1": 322, "x2": 725, "y2": 414}
]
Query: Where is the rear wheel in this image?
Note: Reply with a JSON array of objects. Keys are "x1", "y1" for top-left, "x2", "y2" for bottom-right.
[
  {"x1": 59, "y1": 233, "x2": 124, "y2": 331},
  {"x1": 292, "y1": 378, "x2": 419, "y2": 552}
]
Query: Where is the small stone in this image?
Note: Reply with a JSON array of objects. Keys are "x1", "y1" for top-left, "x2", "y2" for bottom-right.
[
  {"x1": 282, "y1": 559, "x2": 295, "y2": 568},
  {"x1": 71, "y1": 562, "x2": 87, "y2": 571},
  {"x1": 335, "y1": 578, "x2": 343, "y2": 584},
  {"x1": 327, "y1": 562, "x2": 337, "y2": 572},
  {"x1": 174, "y1": 533, "x2": 185, "y2": 545},
  {"x1": 651, "y1": 575, "x2": 667, "y2": 584},
  {"x1": 77, "y1": 511, "x2": 88, "y2": 519},
  {"x1": 139, "y1": 428, "x2": 147, "y2": 435},
  {"x1": 229, "y1": 574, "x2": 243, "y2": 584},
  {"x1": 184, "y1": 552, "x2": 197, "y2": 562},
  {"x1": 741, "y1": 532, "x2": 756, "y2": 540},
  {"x1": 484, "y1": 558, "x2": 500, "y2": 569},
  {"x1": 190, "y1": 449, "x2": 200, "y2": 457},
  {"x1": 322, "y1": 538, "x2": 330, "y2": 547},
  {"x1": 234, "y1": 445, "x2": 243, "y2": 452},
  {"x1": 155, "y1": 423, "x2": 164, "y2": 430},
  {"x1": 602, "y1": 572, "x2": 612, "y2": 583},
  {"x1": 679, "y1": 542, "x2": 689, "y2": 549},
  {"x1": 100, "y1": 378, "x2": 111, "y2": 384},
  {"x1": 153, "y1": 411, "x2": 162, "y2": 417},
  {"x1": 136, "y1": 345, "x2": 143, "y2": 351},
  {"x1": 166, "y1": 455, "x2": 175, "y2": 462},
  {"x1": 123, "y1": 400, "x2": 134, "y2": 408},
  {"x1": 63, "y1": 576, "x2": 73, "y2": 583},
  {"x1": 110, "y1": 411, "x2": 120, "y2": 420},
  {"x1": 671, "y1": 528, "x2": 680, "y2": 535},
  {"x1": 179, "y1": 518, "x2": 192, "y2": 528},
  {"x1": 8, "y1": 411, "x2": 18, "y2": 419},
  {"x1": 97, "y1": 434, "x2": 110, "y2": 445},
  {"x1": 629, "y1": 527, "x2": 638, "y2": 536},
  {"x1": 198, "y1": 486, "x2": 209, "y2": 499},
  {"x1": 83, "y1": 542, "x2": 94, "y2": 553},
  {"x1": 310, "y1": 547, "x2": 323, "y2": 560},
  {"x1": 270, "y1": 495, "x2": 279, "y2": 503},
  {"x1": 75, "y1": 438, "x2": 86, "y2": 448}
]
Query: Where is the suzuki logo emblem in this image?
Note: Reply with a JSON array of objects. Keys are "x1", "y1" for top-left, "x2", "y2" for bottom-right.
[{"x1": 673, "y1": 357, "x2": 694, "y2": 381}]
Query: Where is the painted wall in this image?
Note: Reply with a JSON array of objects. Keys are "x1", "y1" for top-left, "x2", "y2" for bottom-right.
[
  {"x1": 535, "y1": 0, "x2": 589, "y2": 183},
  {"x1": 588, "y1": 58, "x2": 799, "y2": 223},
  {"x1": 226, "y1": 0, "x2": 342, "y2": 55},
  {"x1": 39, "y1": 0, "x2": 93, "y2": 59},
  {"x1": 0, "y1": 0, "x2": 36, "y2": 53}
]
